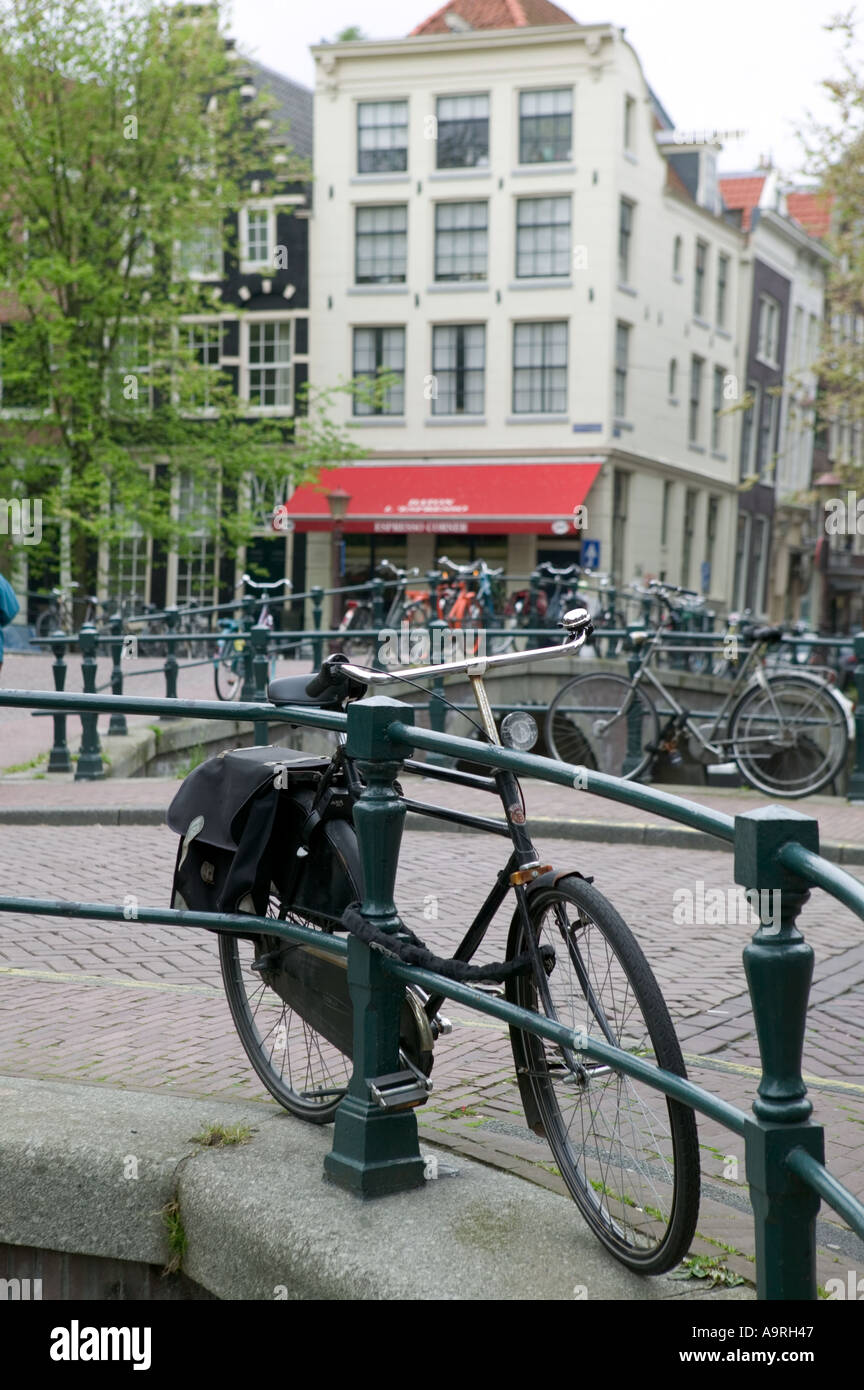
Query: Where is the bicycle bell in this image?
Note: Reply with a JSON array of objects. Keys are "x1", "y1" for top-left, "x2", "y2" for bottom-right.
[{"x1": 561, "y1": 606, "x2": 591, "y2": 634}]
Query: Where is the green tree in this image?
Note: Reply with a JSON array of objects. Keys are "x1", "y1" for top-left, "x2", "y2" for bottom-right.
[
  {"x1": 0, "y1": 0, "x2": 363, "y2": 583},
  {"x1": 333, "y1": 25, "x2": 368, "y2": 41}
]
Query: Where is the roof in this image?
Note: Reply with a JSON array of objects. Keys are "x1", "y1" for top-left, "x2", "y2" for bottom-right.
[
  {"x1": 786, "y1": 190, "x2": 833, "y2": 239},
  {"x1": 410, "y1": 0, "x2": 577, "y2": 36},
  {"x1": 239, "y1": 58, "x2": 314, "y2": 158},
  {"x1": 718, "y1": 175, "x2": 767, "y2": 232}
]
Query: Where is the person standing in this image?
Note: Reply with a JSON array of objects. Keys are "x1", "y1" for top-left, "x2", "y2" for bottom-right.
[{"x1": 0, "y1": 570, "x2": 21, "y2": 682}]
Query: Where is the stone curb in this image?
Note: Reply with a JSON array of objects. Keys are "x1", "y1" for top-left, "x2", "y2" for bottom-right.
[
  {"x1": 2, "y1": 805, "x2": 862, "y2": 865},
  {"x1": 0, "y1": 1075, "x2": 753, "y2": 1302}
]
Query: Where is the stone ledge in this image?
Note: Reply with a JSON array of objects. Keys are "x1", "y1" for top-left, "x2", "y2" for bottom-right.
[{"x1": 0, "y1": 1075, "x2": 753, "y2": 1301}]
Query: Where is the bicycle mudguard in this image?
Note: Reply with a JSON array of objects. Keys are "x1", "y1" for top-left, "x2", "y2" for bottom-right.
[{"x1": 503, "y1": 871, "x2": 593, "y2": 1137}]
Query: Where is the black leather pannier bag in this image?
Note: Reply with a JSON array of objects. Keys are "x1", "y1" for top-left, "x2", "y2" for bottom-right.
[{"x1": 166, "y1": 745, "x2": 361, "y2": 924}]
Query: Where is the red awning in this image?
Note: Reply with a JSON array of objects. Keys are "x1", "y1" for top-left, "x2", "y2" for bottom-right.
[{"x1": 277, "y1": 461, "x2": 602, "y2": 535}]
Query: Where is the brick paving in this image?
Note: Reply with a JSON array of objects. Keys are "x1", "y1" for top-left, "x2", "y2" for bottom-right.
[{"x1": 0, "y1": 819, "x2": 861, "y2": 1289}]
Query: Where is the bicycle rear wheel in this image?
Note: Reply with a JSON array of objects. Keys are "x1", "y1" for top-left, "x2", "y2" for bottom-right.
[
  {"x1": 214, "y1": 645, "x2": 243, "y2": 700},
  {"x1": 506, "y1": 876, "x2": 700, "y2": 1273},
  {"x1": 545, "y1": 672, "x2": 659, "y2": 779},
  {"x1": 728, "y1": 673, "x2": 849, "y2": 798}
]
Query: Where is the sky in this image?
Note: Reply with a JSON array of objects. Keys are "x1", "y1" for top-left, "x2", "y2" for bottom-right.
[{"x1": 223, "y1": 0, "x2": 856, "y2": 181}]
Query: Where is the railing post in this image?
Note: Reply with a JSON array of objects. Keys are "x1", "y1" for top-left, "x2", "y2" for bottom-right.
[
  {"x1": 250, "y1": 623, "x2": 270, "y2": 747},
  {"x1": 239, "y1": 597, "x2": 257, "y2": 702},
  {"x1": 425, "y1": 618, "x2": 453, "y2": 768},
  {"x1": 48, "y1": 634, "x2": 72, "y2": 773},
  {"x1": 734, "y1": 806, "x2": 825, "y2": 1300},
  {"x1": 75, "y1": 625, "x2": 104, "y2": 781},
  {"x1": 370, "y1": 577, "x2": 385, "y2": 632},
  {"x1": 528, "y1": 569, "x2": 542, "y2": 649},
  {"x1": 847, "y1": 632, "x2": 864, "y2": 803},
  {"x1": 107, "y1": 615, "x2": 127, "y2": 737},
  {"x1": 324, "y1": 696, "x2": 426, "y2": 1197},
  {"x1": 310, "y1": 586, "x2": 324, "y2": 670},
  {"x1": 621, "y1": 629, "x2": 646, "y2": 776},
  {"x1": 162, "y1": 607, "x2": 180, "y2": 718}
]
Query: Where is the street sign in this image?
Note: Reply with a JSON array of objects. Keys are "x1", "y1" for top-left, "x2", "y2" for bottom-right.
[{"x1": 581, "y1": 538, "x2": 601, "y2": 570}]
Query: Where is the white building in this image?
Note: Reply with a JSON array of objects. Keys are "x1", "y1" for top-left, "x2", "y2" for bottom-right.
[{"x1": 286, "y1": 0, "x2": 749, "y2": 615}]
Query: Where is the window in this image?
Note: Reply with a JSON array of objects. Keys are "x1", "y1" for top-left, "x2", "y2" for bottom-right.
[
  {"x1": 614, "y1": 321, "x2": 630, "y2": 418},
  {"x1": 247, "y1": 321, "x2": 292, "y2": 409},
  {"x1": 681, "y1": 488, "x2": 697, "y2": 589},
  {"x1": 624, "y1": 94, "x2": 636, "y2": 151},
  {"x1": 618, "y1": 199, "x2": 634, "y2": 283},
  {"x1": 661, "y1": 480, "x2": 673, "y2": 547},
  {"x1": 358, "y1": 100, "x2": 408, "y2": 174},
  {"x1": 733, "y1": 513, "x2": 750, "y2": 611},
  {"x1": 243, "y1": 208, "x2": 270, "y2": 267},
  {"x1": 740, "y1": 381, "x2": 760, "y2": 476},
  {"x1": 177, "y1": 224, "x2": 221, "y2": 279},
  {"x1": 688, "y1": 355, "x2": 703, "y2": 443},
  {"x1": 355, "y1": 205, "x2": 407, "y2": 284},
  {"x1": 515, "y1": 196, "x2": 571, "y2": 279},
  {"x1": 808, "y1": 313, "x2": 820, "y2": 364},
  {"x1": 705, "y1": 495, "x2": 720, "y2": 588},
  {"x1": 434, "y1": 202, "x2": 487, "y2": 282},
  {"x1": 757, "y1": 294, "x2": 780, "y2": 365},
  {"x1": 436, "y1": 94, "x2": 489, "y2": 168},
  {"x1": 512, "y1": 321, "x2": 568, "y2": 414},
  {"x1": 176, "y1": 471, "x2": 218, "y2": 609},
  {"x1": 757, "y1": 390, "x2": 778, "y2": 478},
  {"x1": 353, "y1": 327, "x2": 405, "y2": 416},
  {"x1": 110, "y1": 523, "x2": 149, "y2": 607},
  {"x1": 611, "y1": 469, "x2": 630, "y2": 583},
  {"x1": 184, "y1": 324, "x2": 221, "y2": 412},
  {"x1": 673, "y1": 235, "x2": 682, "y2": 276},
  {"x1": 431, "y1": 324, "x2": 485, "y2": 415},
  {"x1": 711, "y1": 366, "x2": 726, "y2": 451},
  {"x1": 519, "y1": 88, "x2": 572, "y2": 164},
  {"x1": 752, "y1": 515, "x2": 769, "y2": 612},
  {"x1": 694, "y1": 240, "x2": 707, "y2": 317},
  {"x1": 111, "y1": 325, "x2": 150, "y2": 414},
  {"x1": 668, "y1": 358, "x2": 678, "y2": 398},
  {"x1": 716, "y1": 254, "x2": 729, "y2": 327}
]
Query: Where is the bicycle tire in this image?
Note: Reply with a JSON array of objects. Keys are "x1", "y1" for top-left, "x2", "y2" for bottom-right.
[
  {"x1": 727, "y1": 673, "x2": 849, "y2": 798},
  {"x1": 341, "y1": 604, "x2": 375, "y2": 664},
  {"x1": 545, "y1": 672, "x2": 659, "y2": 779},
  {"x1": 214, "y1": 646, "x2": 243, "y2": 701},
  {"x1": 35, "y1": 607, "x2": 61, "y2": 638},
  {"x1": 505, "y1": 875, "x2": 700, "y2": 1273}
]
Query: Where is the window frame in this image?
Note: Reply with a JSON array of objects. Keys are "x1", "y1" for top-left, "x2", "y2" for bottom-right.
[
  {"x1": 618, "y1": 198, "x2": 634, "y2": 284},
  {"x1": 757, "y1": 293, "x2": 781, "y2": 366},
  {"x1": 435, "y1": 93, "x2": 490, "y2": 170},
  {"x1": 694, "y1": 239, "x2": 708, "y2": 318},
  {"x1": 515, "y1": 195, "x2": 572, "y2": 280},
  {"x1": 431, "y1": 323, "x2": 486, "y2": 416},
  {"x1": 614, "y1": 320, "x2": 630, "y2": 419},
  {"x1": 242, "y1": 318, "x2": 294, "y2": 415},
  {"x1": 434, "y1": 201, "x2": 488, "y2": 283},
  {"x1": 352, "y1": 325, "x2": 406, "y2": 417},
  {"x1": 511, "y1": 320, "x2": 569, "y2": 416},
  {"x1": 240, "y1": 204, "x2": 275, "y2": 273},
  {"x1": 688, "y1": 354, "x2": 704, "y2": 444},
  {"x1": 357, "y1": 99, "x2": 409, "y2": 175},
  {"x1": 716, "y1": 254, "x2": 729, "y2": 327},
  {"x1": 518, "y1": 87, "x2": 573, "y2": 166},
  {"x1": 355, "y1": 204, "x2": 408, "y2": 286},
  {"x1": 711, "y1": 365, "x2": 726, "y2": 452}
]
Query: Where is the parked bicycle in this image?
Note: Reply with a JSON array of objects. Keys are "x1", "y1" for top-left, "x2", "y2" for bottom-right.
[
  {"x1": 168, "y1": 606, "x2": 700, "y2": 1273},
  {"x1": 545, "y1": 580, "x2": 851, "y2": 798},
  {"x1": 213, "y1": 574, "x2": 290, "y2": 700},
  {"x1": 338, "y1": 560, "x2": 431, "y2": 664}
]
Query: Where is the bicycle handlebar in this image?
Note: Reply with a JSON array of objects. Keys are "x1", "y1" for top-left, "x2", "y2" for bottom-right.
[{"x1": 238, "y1": 573, "x2": 293, "y2": 592}]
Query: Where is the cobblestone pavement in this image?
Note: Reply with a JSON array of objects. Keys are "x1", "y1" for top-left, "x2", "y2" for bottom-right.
[{"x1": 0, "y1": 820, "x2": 861, "y2": 1289}]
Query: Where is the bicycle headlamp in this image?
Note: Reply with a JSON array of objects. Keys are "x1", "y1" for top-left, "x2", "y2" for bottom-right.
[{"x1": 500, "y1": 711, "x2": 539, "y2": 752}]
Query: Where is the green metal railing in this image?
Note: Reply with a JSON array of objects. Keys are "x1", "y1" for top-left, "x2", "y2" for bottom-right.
[{"x1": 0, "y1": 682, "x2": 863, "y2": 1298}]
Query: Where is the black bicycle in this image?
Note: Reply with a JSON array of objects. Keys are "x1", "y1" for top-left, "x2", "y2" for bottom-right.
[{"x1": 168, "y1": 612, "x2": 700, "y2": 1274}]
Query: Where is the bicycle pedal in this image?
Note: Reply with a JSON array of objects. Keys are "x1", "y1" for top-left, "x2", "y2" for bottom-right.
[{"x1": 368, "y1": 1070, "x2": 433, "y2": 1111}]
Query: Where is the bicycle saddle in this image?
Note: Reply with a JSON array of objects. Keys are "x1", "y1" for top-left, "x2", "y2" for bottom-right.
[
  {"x1": 269, "y1": 655, "x2": 368, "y2": 710},
  {"x1": 743, "y1": 624, "x2": 783, "y2": 644}
]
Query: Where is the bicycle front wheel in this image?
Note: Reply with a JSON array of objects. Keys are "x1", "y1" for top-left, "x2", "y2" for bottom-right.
[
  {"x1": 214, "y1": 646, "x2": 243, "y2": 700},
  {"x1": 506, "y1": 876, "x2": 700, "y2": 1273},
  {"x1": 545, "y1": 672, "x2": 659, "y2": 779},
  {"x1": 728, "y1": 673, "x2": 849, "y2": 797}
]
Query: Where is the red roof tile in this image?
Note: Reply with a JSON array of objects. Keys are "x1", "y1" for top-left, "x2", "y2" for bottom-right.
[
  {"x1": 410, "y1": 0, "x2": 576, "y2": 36},
  {"x1": 718, "y1": 175, "x2": 766, "y2": 232},
  {"x1": 786, "y1": 190, "x2": 833, "y2": 239}
]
